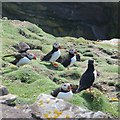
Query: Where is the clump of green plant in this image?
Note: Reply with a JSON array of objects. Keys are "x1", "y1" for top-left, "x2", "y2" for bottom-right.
[
  {"x1": 52, "y1": 77, "x2": 68, "y2": 84},
  {"x1": 115, "y1": 82, "x2": 120, "y2": 90},
  {"x1": 107, "y1": 81, "x2": 116, "y2": 86},
  {"x1": 99, "y1": 47, "x2": 113, "y2": 55},
  {"x1": 59, "y1": 68, "x2": 81, "y2": 80},
  {"x1": 81, "y1": 89, "x2": 118, "y2": 117},
  {"x1": 106, "y1": 58, "x2": 113, "y2": 65},
  {"x1": 83, "y1": 52, "x2": 94, "y2": 57},
  {"x1": 4, "y1": 65, "x2": 40, "y2": 84}
]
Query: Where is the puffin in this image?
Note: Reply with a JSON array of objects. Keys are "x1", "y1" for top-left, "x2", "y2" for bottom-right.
[
  {"x1": 18, "y1": 42, "x2": 30, "y2": 53},
  {"x1": 61, "y1": 48, "x2": 80, "y2": 68},
  {"x1": 41, "y1": 42, "x2": 61, "y2": 67},
  {"x1": 51, "y1": 83, "x2": 73, "y2": 100},
  {"x1": 2, "y1": 52, "x2": 36, "y2": 67},
  {"x1": 75, "y1": 59, "x2": 97, "y2": 93}
]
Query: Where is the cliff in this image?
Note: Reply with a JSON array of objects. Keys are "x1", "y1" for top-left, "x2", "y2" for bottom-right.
[{"x1": 2, "y1": 2, "x2": 118, "y2": 40}]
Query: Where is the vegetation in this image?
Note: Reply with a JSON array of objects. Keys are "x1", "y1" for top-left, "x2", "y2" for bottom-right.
[{"x1": 1, "y1": 19, "x2": 119, "y2": 117}]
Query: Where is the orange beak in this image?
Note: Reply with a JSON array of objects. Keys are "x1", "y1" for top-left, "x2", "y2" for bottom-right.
[
  {"x1": 58, "y1": 46, "x2": 65, "y2": 49},
  {"x1": 33, "y1": 55, "x2": 37, "y2": 60},
  {"x1": 68, "y1": 86, "x2": 72, "y2": 90},
  {"x1": 74, "y1": 51, "x2": 78, "y2": 54}
]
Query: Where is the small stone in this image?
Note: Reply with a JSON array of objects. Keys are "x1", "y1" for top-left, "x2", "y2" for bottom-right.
[
  {"x1": 0, "y1": 94, "x2": 17, "y2": 105},
  {"x1": 0, "y1": 85, "x2": 9, "y2": 96}
]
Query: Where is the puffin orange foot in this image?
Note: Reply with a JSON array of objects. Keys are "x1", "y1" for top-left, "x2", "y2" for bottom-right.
[
  {"x1": 52, "y1": 62, "x2": 59, "y2": 67},
  {"x1": 86, "y1": 88, "x2": 93, "y2": 93}
]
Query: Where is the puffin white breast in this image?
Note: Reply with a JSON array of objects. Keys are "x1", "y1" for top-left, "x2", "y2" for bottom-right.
[
  {"x1": 93, "y1": 70, "x2": 97, "y2": 80},
  {"x1": 57, "y1": 91, "x2": 73, "y2": 100},
  {"x1": 16, "y1": 57, "x2": 31, "y2": 66},
  {"x1": 49, "y1": 50, "x2": 61, "y2": 62},
  {"x1": 70, "y1": 56, "x2": 76, "y2": 66}
]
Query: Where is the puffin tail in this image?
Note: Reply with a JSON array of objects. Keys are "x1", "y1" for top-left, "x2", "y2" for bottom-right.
[
  {"x1": 2, "y1": 54, "x2": 16, "y2": 60},
  {"x1": 75, "y1": 87, "x2": 84, "y2": 93}
]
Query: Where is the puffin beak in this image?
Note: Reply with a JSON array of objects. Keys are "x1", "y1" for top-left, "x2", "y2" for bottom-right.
[
  {"x1": 74, "y1": 51, "x2": 78, "y2": 54},
  {"x1": 58, "y1": 46, "x2": 65, "y2": 49},
  {"x1": 68, "y1": 86, "x2": 72, "y2": 90},
  {"x1": 34, "y1": 55, "x2": 37, "y2": 60}
]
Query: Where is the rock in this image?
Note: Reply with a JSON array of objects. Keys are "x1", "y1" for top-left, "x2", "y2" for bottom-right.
[
  {"x1": 1, "y1": 104, "x2": 32, "y2": 118},
  {"x1": 0, "y1": 85, "x2": 9, "y2": 96},
  {"x1": 0, "y1": 94, "x2": 17, "y2": 105},
  {"x1": 30, "y1": 94, "x2": 111, "y2": 119}
]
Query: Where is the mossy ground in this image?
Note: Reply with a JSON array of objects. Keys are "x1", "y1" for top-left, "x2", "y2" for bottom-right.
[{"x1": 1, "y1": 19, "x2": 119, "y2": 117}]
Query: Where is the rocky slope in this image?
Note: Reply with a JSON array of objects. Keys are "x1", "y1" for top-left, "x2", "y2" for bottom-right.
[
  {"x1": 1, "y1": 19, "x2": 119, "y2": 118},
  {"x1": 2, "y1": 2, "x2": 118, "y2": 40}
]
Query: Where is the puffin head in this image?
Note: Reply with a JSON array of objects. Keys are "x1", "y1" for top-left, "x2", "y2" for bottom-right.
[
  {"x1": 27, "y1": 53, "x2": 36, "y2": 60},
  {"x1": 53, "y1": 42, "x2": 61, "y2": 49},
  {"x1": 69, "y1": 48, "x2": 77, "y2": 55},
  {"x1": 61, "y1": 83, "x2": 72, "y2": 91},
  {"x1": 88, "y1": 59, "x2": 94, "y2": 64}
]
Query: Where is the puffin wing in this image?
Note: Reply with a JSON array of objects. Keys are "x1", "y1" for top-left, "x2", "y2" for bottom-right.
[
  {"x1": 80, "y1": 72, "x2": 94, "y2": 87},
  {"x1": 56, "y1": 56, "x2": 63, "y2": 63},
  {"x1": 41, "y1": 51, "x2": 53, "y2": 61},
  {"x1": 76, "y1": 54, "x2": 81, "y2": 61},
  {"x1": 76, "y1": 72, "x2": 95, "y2": 92},
  {"x1": 61, "y1": 58, "x2": 71, "y2": 67},
  {"x1": 10, "y1": 53, "x2": 25, "y2": 65},
  {"x1": 3, "y1": 53, "x2": 24, "y2": 59},
  {"x1": 51, "y1": 87, "x2": 61, "y2": 97}
]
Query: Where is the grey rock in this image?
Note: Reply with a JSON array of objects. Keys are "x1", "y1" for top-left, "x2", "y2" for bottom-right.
[
  {"x1": 0, "y1": 85, "x2": 9, "y2": 96},
  {"x1": 0, "y1": 94, "x2": 17, "y2": 105},
  {"x1": 30, "y1": 93, "x2": 111, "y2": 119},
  {"x1": 1, "y1": 104, "x2": 32, "y2": 118}
]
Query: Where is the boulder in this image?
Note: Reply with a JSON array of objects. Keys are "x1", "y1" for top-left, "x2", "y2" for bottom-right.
[
  {"x1": 30, "y1": 94, "x2": 111, "y2": 119},
  {"x1": 2, "y1": 104, "x2": 32, "y2": 118},
  {"x1": 0, "y1": 85, "x2": 9, "y2": 96}
]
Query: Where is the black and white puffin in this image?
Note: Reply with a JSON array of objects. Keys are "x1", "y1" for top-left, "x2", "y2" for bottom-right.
[
  {"x1": 18, "y1": 42, "x2": 30, "y2": 53},
  {"x1": 3, "y1": 52, "x2": 36, "y2": 67},
  {"x1": 75, "y1": 59, "x2": 97, "y2": 93},
  {"x1": 51, "y1": 83, "x2": 73, "y2": 100},
  {"x1": 41, "y1": 42, "x2": 61, "y2": 67},
  {"x1": 61, "y1": 48, "x2": 80, "y2": 68}
]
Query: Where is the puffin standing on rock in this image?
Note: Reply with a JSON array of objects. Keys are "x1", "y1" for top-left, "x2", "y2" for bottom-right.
[
  {"x1": 75, "y1": 59, "x2": 97, "y2": 93},
  {"x1": 51, "y1": 83, "x2": 73, "y2": 100},
  {"x1": 41, "y1": 42, "x2": 62, "y2": 67},
  {"x1": 2, "y1": 52, "x2": 36, "y2": 67},
  {"x1": 61, "y1": 48, "x2": 80, "y2": 68}
]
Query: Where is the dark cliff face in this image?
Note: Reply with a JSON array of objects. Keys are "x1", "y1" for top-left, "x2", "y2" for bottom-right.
[{"x1": 2, "y1": 2, "x2": 118, "y2": 40}]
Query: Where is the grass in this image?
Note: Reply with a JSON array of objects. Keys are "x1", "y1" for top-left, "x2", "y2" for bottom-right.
[
  {"x1": 80, "y1": 89, "x2": 118, "y2": 117},
  {"x1": 1, "y1": 19, "x2": 119, "y2": 118}
]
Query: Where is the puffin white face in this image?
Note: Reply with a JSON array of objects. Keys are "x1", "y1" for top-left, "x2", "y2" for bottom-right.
[
  {"x1": 27, "y1": 53, "x2": 36, "y2": 59},
  {"x1": 53, "y1": 42, "x2": 60, "y2": 49},
  {"x1": 61, "y1": 83, "x2": 71, "y2": 91},
  {"x1": 69, "y1": 48, "x2": 76, "y2": 54}
]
